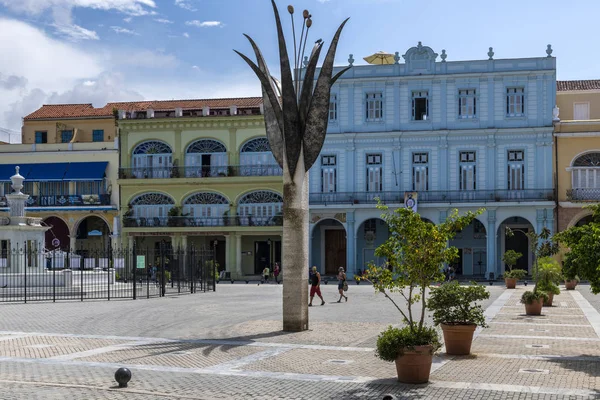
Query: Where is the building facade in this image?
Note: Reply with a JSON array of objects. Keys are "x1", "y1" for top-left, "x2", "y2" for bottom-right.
[
  {"x1": 0, "y1": 105, "x2": 120, "y2": 253},
  {"x1": 308, "y1": 43, "x2": 556, "y2": 279},
  {"x1": 555, "y1": 80, "x2": 600, "y2": 232},
  {"x1": 116, "y1": 98, "x2": 283, "y2": 277}
]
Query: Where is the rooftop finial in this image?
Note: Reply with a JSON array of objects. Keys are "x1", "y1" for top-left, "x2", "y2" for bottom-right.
[{"x1": 10, "y1": 166, "x2": 24, "y2": 194}]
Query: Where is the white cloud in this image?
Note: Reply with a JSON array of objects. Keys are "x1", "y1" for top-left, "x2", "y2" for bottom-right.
[
  {"x1": 174, "y1": 0, "x2": 196, "y2": 11},
  {"x1": 191, "y1": 65, "x2": 200, "y2": 70},
  {"x1": 111, "y1": 26, "x2": 139, "y2": 35},
  {"x1": 83, "y1": 80, "x2": 96, "y2": 86},
  {"x1": 53, "y1": 23, "x2": 99, "y2": 41},
  {"x1": 0, "y1": 74, "x2": 28, "y2": 90},
  {"x1": 123, "y1": 17, "x2": 133, "y2": 23},
  {"x1": 185, "y1": 20, "x2": 224, "y2": 28},
  {"x1": 154, "y1": 18, "x2": 173, "y2": 24},
  {"x1": 183, "y1": 32, "x2": 189, "y2": 38},
  {"x1": 110, "y1": 49, "x2": 179, "y2": 69},
  {"x1": 0, "y1": 0, "x2": 157, "y2": 17}
]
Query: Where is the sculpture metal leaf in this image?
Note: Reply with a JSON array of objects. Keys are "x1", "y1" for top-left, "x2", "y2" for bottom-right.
[{"x1": 235, "y1": 0, "x2": 350, "y2": 181}]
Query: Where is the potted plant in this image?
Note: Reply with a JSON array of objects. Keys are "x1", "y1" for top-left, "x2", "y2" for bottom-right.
[
  {"x1": 520, "y1": 290, "x2": 548, "y2": 316},
  {"x1": 427, "y1": 281, "x2": 490, "y2": 355},
  {"x1": 362, "y1": 204, "x2": 481, "y2": 383},
  {"x1": 167, "y1": 206, "x2": 185, "y2": 227},
  {"x1": 502, "y1": 250, "x2": 524, "y2": 289},
  {"x1": 534, "y1": 257, "x2": 562, "y2": 307},
  {"x1": 564, "y1": 273, "x2": 580, "y2": 290}
]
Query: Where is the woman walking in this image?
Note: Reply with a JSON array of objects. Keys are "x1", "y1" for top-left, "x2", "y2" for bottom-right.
[{"x1": 337, "y1": 267, "x2": 348, "y2": 303}]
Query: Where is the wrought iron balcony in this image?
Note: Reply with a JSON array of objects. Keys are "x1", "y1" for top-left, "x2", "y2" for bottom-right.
[
  {"x1": 566, "y1": 188, "x2": 600, "y2": 202},
  {"x1": 0, "y1": 194, "x2": 111, "y2": 208},
  {"x1": 122, "y1": 214, "x2": 283, "y2": 228},
  {"x1": 118, "y1": 165, "x2": 282, "y2": 179},
  {"x1": 309, "y1": 189, "x2": 555, "y2": 205}
]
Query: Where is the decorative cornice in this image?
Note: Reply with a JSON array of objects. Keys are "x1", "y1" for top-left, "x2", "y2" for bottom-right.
[{"x1": 119, "y1": 116, "x2": 265, "y2": 131}]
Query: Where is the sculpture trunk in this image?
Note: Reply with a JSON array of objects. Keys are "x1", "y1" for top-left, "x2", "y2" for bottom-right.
[{"x1": 282, "y1": 149, "x2": 309, "y2": 331}]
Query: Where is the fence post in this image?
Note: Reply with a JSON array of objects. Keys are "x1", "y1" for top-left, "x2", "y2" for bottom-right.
[
  {"x1": 108, "y1": 244, "x2": 112, "y2": 301},
  {"x1": 190, "y1": 247, "x2": 195, "y2": 294},
  {"x1": 80, "y1": 246, "x2": 84, "y2": 302},
  {"x1": 23, "y1": 244, "x2": 27, "y2": 304},
  {"x1": 160, "y1": 241, "x2": 166, "y2": 297},
  {"x1": 132, "y1": 243, "x2": 137, "y2": 300},
  {"x1": 53, "y1": 249, "x2": 56, "y2": 303}
]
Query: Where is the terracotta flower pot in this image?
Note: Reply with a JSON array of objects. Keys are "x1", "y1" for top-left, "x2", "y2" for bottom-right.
[
  {"x1": 524, "y1": 298, "x2": 543, "y2": 316},
  {"x1": 394, "y1": 345, "x2": 433, "y2": 384},
  {"x1": 505, "y1": 278, "x2": 517, "y2": 289},
  {"x1": 441, "y1": 324, "x2": 477, "y2": 356},
  {"x1": 543, "y1": 292, "x2": 554, "y2": 307},
  {"x1": 565, "y1": 280, "x2": 577, "y2": 290}
]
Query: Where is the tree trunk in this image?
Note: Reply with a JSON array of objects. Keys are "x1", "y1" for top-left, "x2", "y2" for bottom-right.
[{"x1": 282, "y1": 154, "x2": 309, "y2": 332}]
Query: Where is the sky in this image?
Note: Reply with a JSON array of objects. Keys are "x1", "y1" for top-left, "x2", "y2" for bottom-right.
[{"x1": 0, "y1": 0, "x2": 598, "y2": 132}]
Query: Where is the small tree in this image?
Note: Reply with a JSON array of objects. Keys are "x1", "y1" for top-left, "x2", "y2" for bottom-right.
[
  {"x1": 556, "y1": 205, "x2": 600, "y2": 294},
  {"x1": 506, "y1": 226, "x2": 559, "y2": 284},
  {"x1": 362, "y1": 204, "x2": 482, "y2": 356},
  {"x1": 502, "y1": 250, "x2": 522, "y2": 272}
]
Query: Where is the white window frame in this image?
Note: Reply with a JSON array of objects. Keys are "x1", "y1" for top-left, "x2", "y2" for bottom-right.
[
  {"x1": 458, "y1": 89, "x2": 476, "y2": 119},
  {"x1": 329, "y1": 94, "x2": 338, "y2": 122},
  {"x1": 365, "y1": 92, "x2": 383, "y2": 122},
  {"x1": 412, "y1": 152, "x2": 429, "y2": 191},
  {"x1": 506, "y1": 87, "x2": 525, "y2": 117},
  {"x1": 366, "y1": 153, "x2": 383, "y2": 194},
  {"x1": 459, "y1": 151, "x2": 477, "y2": 192},
  {"x1": 321, "y1": 155, "x2": 337, "y2": 193},
  {"x1": 507, "y1": 150, "x2": 525, "y2": 191},
  {"x1": 573, "y1": 102, "x2": 590, "y2": 120},
  {"x1": 412, "y1": 91, "x2": 429, "y2": 121}
]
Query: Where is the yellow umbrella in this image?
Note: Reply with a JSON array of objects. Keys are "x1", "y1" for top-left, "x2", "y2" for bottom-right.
[{"x1": 363, "y1": 51, "x2": 395, "y2": 65}]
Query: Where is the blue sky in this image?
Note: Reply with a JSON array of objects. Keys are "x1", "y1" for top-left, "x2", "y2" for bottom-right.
[{"x1": 0, "y1": 0, "x2": 598, "y2": 131}]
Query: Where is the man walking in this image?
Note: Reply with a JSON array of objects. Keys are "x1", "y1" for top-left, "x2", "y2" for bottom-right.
[{"x1": 309, "y1": 266, "x2": 325, "y2": 306}]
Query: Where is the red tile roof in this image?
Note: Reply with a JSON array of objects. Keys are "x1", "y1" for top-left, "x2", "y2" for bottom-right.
[
  {"x1": 23, "y1": 97, "x2": 263, "y2": 120},
  {"x1": 557, "y1": 80, "x2": 600, "y2": 92}
]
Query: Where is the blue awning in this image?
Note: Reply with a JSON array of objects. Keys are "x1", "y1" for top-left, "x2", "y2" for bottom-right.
[
  {"x1": 0, "y1": 162, "x2": 107, "y2": 182},
  {"x1": 63, "y1": 162, "x2": 108, "y2": 181}
]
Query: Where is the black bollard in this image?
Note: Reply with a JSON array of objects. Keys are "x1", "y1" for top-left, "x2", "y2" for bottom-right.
[{"x1": 114, "y1": 367, "x2": 131, "y2": 388}]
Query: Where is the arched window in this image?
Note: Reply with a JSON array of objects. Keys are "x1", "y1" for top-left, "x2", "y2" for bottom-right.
[
  {"x1": 183, "y1": 192, "x2": 229, "y2": 227},
  {"x1": 130, "y1": 193, "x2": 174, "y2": 226},
  {"x1": 185, "y1": 139, "x2": 228, "y2": 177},
  {"x1": 572, "y1": 153, "x2": 600, "y2": 189},
  {"x1": 131, "y1": 141, "x2": 173, "y2": 179},
  {"x1": 239, "y1": 138, "x2": 280, "y2": 176},
  {"x1": 237, "y1": 190, "x2": 283, "y2": 226}
]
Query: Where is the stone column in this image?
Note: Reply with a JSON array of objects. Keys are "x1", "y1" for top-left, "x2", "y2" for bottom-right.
[
  {"x1": 70, "y1": 235, "x2": 76, "y2": 252},
  {"x1": 235, "y1": 234, "x2": 242, "y2": 278},
  {"x1": 225, "y1": 234, "x2": 231, "y2": 273},
  {"x1": 346, "y1": 212, "x2": 356, "y2": 277},
  {"x1": 486, "y1": 210, "x2": 496, "y2": 279},
  {"x1": 180, "y1": 235, "x2": 188, "y2": 279}
]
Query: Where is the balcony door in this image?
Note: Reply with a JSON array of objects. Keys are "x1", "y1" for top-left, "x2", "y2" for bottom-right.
[
  {"x1": 132, "y1": 141, "x2": 173, "y2": 179},
  {"x1": 185, "y1": 139, "x2": 227, "y2": 177}
]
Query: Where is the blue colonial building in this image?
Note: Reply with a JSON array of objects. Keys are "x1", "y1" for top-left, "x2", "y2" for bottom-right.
[{"x1": 308, "y1": 43, "x2": 556, "y2": 279}]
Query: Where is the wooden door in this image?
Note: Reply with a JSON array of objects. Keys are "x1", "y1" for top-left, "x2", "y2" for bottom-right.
[{"x1": 325, "y1": 230, "x2": 346, "y2": 275}]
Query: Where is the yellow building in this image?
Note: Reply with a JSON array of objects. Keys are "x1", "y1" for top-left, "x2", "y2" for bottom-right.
[
  {"x1": 0, "y1": 104, "x2": 120, "y2": 253},
  {"x1": 555, "y1": 80, "x2": 600, "y2": 231},
  {"x1": 116, "y1": 98, "x2": 283, "y2": 278}
]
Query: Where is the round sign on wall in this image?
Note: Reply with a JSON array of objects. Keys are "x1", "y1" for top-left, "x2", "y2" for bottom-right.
[{"x1": 52, "y1": 238, "x2": 60, "y2": 247}]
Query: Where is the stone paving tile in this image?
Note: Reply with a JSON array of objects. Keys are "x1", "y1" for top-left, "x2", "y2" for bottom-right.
[
  {"x1": 242, "y1": 348, "x2": 395, "y2": 379},
  {"x1": 79, "y1": 342, "x2": 264, "y2": 368},
  {"x1": 471, "y1": 336, "x2": 600, "y2": 357},
  {"x1": 431, "y1": 355, "x2": 600, "y2": 390},
  {"x1": 0, "y1": 336, "x2": 127, "y2": 359},
  {"x1": 492, "y1": 314, "x2": 591, "y2": 325},
  {"x1": 484, "y1": 324, "x2": 598, "y2": 338}
]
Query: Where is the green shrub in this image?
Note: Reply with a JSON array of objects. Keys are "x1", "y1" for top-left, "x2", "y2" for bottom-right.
[
  {"x1": 535, "y1": 257, "x2": 562, "y2": 295},
  {"x1": 502, "y1": 250, "x2": 523, "y2": 271},
  {"x1": 427, "y1": 281, "x2": 490, "y2": 327},
  {"x1": 375, "y1": 325, "x2": 441, "y2": 362},
  {"x1": 520, "y1": 290, "x2": 548, "y2": 305},
  {"x1": 504, "y1": 269, "x2": 527, "y2": 280}
]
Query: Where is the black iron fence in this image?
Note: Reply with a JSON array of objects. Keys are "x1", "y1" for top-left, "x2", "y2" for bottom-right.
[
  {"x1": 118, "y1": 164, "x2": 282, "y2": 179},
  {"x1": 123, "y1": 214, "x2": 283, "y2": 228},
  {"x1": 567, "y1": 188, "x2": 600, "y2": 202},
  {"x1": 309, "y1": 189, "x2": 555, "y2": 205},
  {"x1": 0, "y1": 245, "x2": 215, "y2": 303}
]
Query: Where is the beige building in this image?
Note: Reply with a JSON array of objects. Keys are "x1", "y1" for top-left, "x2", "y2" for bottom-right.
[
  {"x1": 555, "y1": 80, "x2": 600, "y2": 231},
  {"x1": 0, "y1": 104, "x2": 121, "y2": 254}
]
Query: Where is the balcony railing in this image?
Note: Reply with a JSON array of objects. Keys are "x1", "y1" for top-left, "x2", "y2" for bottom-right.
[
  {"x1": 567, "y1": 188, "x2": 600, "y2": 202},
  {"x1": 123, "y1": 215, "x2": 283, "y2": 228},
  {"x1": 119, "y1": 165, "x2": 282, "y2": 179},
  {"x1": 0, "y1": 194, "x2": 111, "y2": 207},
  {"x1": 309, "y1": 189, "x2": 555, "y2": 205}
]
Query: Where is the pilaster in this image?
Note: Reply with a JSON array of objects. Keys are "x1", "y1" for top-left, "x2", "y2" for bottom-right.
[
  {"x1": 486, "y1": 210, "x2": 497, "y2": 279},
  {"x1": 346, "y1": 211, "x2": 356, "y2": 277}
]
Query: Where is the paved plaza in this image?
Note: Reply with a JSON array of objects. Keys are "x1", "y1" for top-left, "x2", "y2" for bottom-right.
[{"x1": 0, "y1": 282, "x2": 598, "y2": 399}]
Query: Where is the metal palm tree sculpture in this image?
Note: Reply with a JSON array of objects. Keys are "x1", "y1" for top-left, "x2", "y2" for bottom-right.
[{"x1": 235, "y1": 0, "x2": 350, "y2": 331}]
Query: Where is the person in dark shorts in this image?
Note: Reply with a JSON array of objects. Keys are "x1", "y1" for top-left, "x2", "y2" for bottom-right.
[
  {"x1": 309, "y1": 266, "x2": 325, "y2": 306},
  {"x1": 337, "y1": 267, "x2": 348, "y2": 303}
]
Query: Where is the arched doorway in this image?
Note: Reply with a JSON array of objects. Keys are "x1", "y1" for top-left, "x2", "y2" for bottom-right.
[
  {"x1": 575, "y1": 214, "x2": 593, "y2": 227},
  {"x1": 498, "y1": 216, "x2": 534, "y2": 274},
  {"x1": 184, "y1": 139, "x2": 227, "y2": 177},
  {"x1": 43, "y1": 216, "x2": 70, "y2": 251},
  {"x1": 239, "y1": 137, "x2": 280, "y2": 176},
  {"x1": 356, "y1": 218, "x2": 390, "y2": 275},
  {"x1": 449, "y1": 219, "x2": 487, "y2": 277},
  {"x1": 311, "y1": 219, "x2": 346, "y2": 275},
  {"x1": 75, "y1": 216, "x2": 111, "y2": 252},
  {"x1": 131, "y1": 140, "x2": 173, "y2": 179}
]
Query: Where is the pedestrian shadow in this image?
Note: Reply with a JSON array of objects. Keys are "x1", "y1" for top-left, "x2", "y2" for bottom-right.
[{"x1": 335, "y1": 378, "x2": 431, "y2": 399}]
